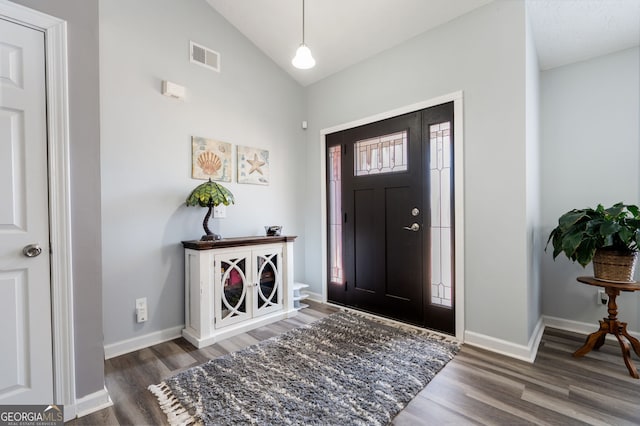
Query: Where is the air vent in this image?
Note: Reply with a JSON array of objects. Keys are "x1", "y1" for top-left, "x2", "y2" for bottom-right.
[{"x1": 190, "y1": 41, "x2": 220, "y2": 72}]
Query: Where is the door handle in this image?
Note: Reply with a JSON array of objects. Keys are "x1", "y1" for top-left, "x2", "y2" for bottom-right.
[
  {"x1": 403, "y1": 223, "x2": 420, "y2": 232},
  {"x1": 23, "y1": 244, "x2": 42, "y2": 258}
]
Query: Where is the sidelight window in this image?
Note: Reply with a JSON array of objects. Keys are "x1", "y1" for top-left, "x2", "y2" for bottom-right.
[
  {"x1": 429, "y1": 122, "x2": 453, "y2": 307},
  {"x1": 328, "y1": 145, "x2": 344, "y2": 284}
]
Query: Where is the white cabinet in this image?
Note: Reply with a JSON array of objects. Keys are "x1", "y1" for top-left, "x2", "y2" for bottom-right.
[{"x1": 182, "y1": 236, "x2": 297, "y2": 348}]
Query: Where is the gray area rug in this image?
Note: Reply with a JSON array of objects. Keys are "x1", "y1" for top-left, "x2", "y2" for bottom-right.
[{"x1": 149, "y1": 311, "x2": 460, "y2": 426}]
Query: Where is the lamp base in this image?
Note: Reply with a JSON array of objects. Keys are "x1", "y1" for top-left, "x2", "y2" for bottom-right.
[{"x1": 201, "y1": 234, "x2": 222, "y2": 241}]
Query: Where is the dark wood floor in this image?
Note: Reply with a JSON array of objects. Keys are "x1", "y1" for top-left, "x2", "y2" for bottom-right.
[{"x1": 68, "y1": 301, "x2": 640, "y2": 425}]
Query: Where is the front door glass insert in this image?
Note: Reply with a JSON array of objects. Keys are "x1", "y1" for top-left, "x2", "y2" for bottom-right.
[{"x1": 354, "y1": 130, "x2": 408, "y2": 176}]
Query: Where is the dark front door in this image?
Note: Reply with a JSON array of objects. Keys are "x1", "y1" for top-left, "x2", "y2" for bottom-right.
[{"x1": 326, "y1": 102, "x2": 455, "y2": 334}]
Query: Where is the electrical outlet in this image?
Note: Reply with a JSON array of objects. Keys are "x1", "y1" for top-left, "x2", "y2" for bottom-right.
[
  {"x1": 597, "y1": 290, "x2": 607, "y2": 306},
  {"x1": 136, "y1": 297, "x2": 148, "y2": 322}
]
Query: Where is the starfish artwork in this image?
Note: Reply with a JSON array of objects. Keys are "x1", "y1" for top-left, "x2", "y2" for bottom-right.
[
  {"x1": 246, "y1": 153, "x2": 266, "y2": 175},
  {"x1": 237, "y1": 146, "x2": 270, "y2": 185}
]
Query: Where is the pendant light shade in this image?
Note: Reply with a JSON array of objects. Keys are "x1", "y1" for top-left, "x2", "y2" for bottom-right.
[
  {"x1": 292, "y1": 0, "x2": 315, "y2": 69},
  {"x1": 292, "y1": 44, "x2": 315, "y2": 69}
]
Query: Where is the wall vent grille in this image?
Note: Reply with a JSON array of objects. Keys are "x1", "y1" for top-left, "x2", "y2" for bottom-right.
[{"x1": 190, "y1": 41, "x2": 220, "y2": 72}]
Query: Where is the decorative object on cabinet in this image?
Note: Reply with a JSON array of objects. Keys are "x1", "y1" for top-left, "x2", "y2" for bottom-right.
[
  {"x1": 191, "y1": 136, "x2": 232, "y2": 182},
  {"x1": 237, "y1": 145, "x2": 269, "y2": 185},
  {"x1": 293, "y1": 282, "x2": 309, "y2": 310},
  {"x1": 546, "y1": 202, "x2": 640, "y2": 282},
  {"x1": 182, "y1": 236, "x2": 297, "y2": 348},
  {"x1": 264, "y1": 225, "x2": 282, "y2": 236},
  {"x1": 185, "y1": 179, "x2": 235, "y2": 241}
]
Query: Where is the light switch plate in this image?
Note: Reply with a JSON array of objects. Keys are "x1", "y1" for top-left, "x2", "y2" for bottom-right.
[
  {"x1": 213, "y1": 204, "x2": 226, "y2": 218},
  {"x1": 136, "y1": 297, "x2": 148, "y2": 322}
]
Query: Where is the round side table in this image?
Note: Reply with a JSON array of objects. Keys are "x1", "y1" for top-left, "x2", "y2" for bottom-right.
[{"x1": 574, "y1": 276, "x2": 640, "y2": 379}]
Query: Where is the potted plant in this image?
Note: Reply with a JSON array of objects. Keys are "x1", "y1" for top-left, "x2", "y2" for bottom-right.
[
  {"x1": 186, "y1": 179, "x2": 234, "y2": 241},
  {"x1": 546, "y1": 202, "x2": 640, "y2": 282}
]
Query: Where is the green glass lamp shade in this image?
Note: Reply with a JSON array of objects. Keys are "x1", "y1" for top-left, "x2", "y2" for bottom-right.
[
  {"x1": 186, "y1": 179, "x2": 234, "y2": 240},
  {"x1": 186, "y1": 178, "x2": 234, "y2": 208}
]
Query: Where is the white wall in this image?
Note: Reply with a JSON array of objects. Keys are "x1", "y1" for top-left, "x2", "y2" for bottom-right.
[
  {"x1": 304, "y1": 1, "x2": 536, "y2": 346},
  {"x1": 541, "y1": 47, "x2": 640, "y2": 329},
  {"x1": 525, "y1": 10, "x2": 542, "y2": 336},
  {"x1": 100, "y1": 0, "x2": 305, "y2": 346},
  {"x1": 50, "y1": 0, "x2": 637, "y2": 364}
]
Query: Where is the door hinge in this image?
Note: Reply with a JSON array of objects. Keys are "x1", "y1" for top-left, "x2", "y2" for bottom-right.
[
  {"x1": 344, "y1": 281, "x2": 348, "y2": 291},
  {"x1": 344, "y1": 212, "x2": 347, "y2": 223},
  {"x1": 342, "y1": 144, "x2": 346, "y2": 155}
]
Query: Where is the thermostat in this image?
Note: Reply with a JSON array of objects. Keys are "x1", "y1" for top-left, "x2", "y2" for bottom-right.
[{"x1": 161, "y1": 80, "x2": 186, "y2": 100}]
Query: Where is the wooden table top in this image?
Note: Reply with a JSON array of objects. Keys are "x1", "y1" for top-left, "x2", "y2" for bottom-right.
[
  {"x1": 183, "y1": 235, "x2": 297, "y2": 250},
  {"x1": 577, "y1": 276, "x2": 640, "y2": 292}
]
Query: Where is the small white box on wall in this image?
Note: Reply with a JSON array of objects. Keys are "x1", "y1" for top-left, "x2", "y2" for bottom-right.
[{"x1": 161, "y1": 80, "x2": 186, "y2": 100}]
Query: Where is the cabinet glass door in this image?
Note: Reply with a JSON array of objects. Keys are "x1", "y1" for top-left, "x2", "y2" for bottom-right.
[
  {"x1": 217, "y1": 255, "x2": 250, "y2": 327},
  {"x1": 254, "y1": 249, "x2": 282, "y2": 316}
]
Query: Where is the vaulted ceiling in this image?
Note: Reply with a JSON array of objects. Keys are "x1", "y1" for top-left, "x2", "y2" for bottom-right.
[{"x1": 206, "y1": 0, "x2": 640, "y2": 86}]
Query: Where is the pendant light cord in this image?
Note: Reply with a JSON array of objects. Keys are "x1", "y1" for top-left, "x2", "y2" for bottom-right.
[
  {"x1": 292, "y1": 0, "x2": 315, "y2": 69},
  {"x1": 302, "y1": 0, "x2": 306, "y2": 45}
]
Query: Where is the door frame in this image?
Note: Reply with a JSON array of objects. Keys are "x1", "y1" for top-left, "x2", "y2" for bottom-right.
[
  {"x1": 0, "y1": 0, "x2": 76, "y2": 416},
  {"x1": 319, "y1": 91, "x2": 465, "y2": 340}
]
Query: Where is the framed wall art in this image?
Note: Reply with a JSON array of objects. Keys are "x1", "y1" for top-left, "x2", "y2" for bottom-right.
[
  {"x1": 192, "y1": 136, "x2": 232, "y2": 182},
  {"x1": 237, "y1": 146, "x2": 269, "y2": 185}
]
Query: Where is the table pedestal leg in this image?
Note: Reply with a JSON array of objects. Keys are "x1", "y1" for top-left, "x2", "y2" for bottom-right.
[
  {"x1": 572, "y1": 287, "x2": 639, "y2": 379},
  {"x1": 619, "y1": 323, "x2": 640, "y2": 358},
  {"x1": 573, "y1": 320, "x2": 609, "y2": 357}
]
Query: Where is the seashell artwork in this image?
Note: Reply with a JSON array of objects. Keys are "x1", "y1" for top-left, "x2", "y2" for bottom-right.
[
  {"x1": 192, "y1": 136, "x2": 232, "y2": 182},
  {"x1": 198, "y1": 151, "x2": 222, "y2": 175}
]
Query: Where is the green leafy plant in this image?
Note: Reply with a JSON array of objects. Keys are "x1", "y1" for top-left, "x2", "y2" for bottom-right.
[
  {"x1": 186, "y1": 179, "x2": 234, "y2": 240},
  {"x1": 546, "y1": 202, "x2": 640, "y2": 267}
]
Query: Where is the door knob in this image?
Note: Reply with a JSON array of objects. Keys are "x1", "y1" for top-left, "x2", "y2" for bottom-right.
[
  {"x1": 403, "y1": 223, "x2": 420, "y2": 232},
  {"x1": 23, "y1": 244, "x2": 42, "y2": 258}
]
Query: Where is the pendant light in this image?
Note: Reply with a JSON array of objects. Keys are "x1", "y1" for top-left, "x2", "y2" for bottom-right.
[{"x1": 292, "y1": 0, "x2": 315, "y2": 69}]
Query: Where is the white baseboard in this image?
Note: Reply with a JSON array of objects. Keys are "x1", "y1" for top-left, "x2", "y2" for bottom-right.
[
  {"x1": 304, "y1": 290, "x2": 323, "y2": 302},
  {"x1": 465, "y1": 315, "x2": 640, "y2": 364},
  {"x1": 543, "y1": 315, "x2": 640, "y2": 340},
  {"x1": 74, "y1": 386, "x2": 113, "y2": 419},
  {"x1": 464, "y1": 317, "x2": 545, "y2": 363},
  {"x1": 104, "y1": 325, "x2": 184, "y2": 359}
]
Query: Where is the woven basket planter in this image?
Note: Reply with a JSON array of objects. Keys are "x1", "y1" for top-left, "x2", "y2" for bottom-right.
[{"x1": 592, "y1": 249, "x2": 638, "y2": 283}]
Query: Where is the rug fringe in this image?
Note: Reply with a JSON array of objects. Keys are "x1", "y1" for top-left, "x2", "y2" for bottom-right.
[{"x1": 148, "y1": 382, "x2": 200, "y2": 426}]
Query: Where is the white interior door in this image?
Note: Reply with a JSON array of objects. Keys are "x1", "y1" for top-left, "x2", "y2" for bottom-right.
[{"x1": 0, "y1": 17, "x2": 54, "y2": 404}]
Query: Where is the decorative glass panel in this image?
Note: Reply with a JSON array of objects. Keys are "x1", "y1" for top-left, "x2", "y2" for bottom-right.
[
  {"x1": 354, "y1": 131, "x2": 408, "y2": 176},
  {"x1": 220, "y1": 258, "x2": 247, "y2": 319},
  {"x1": 429, "y1": 122, "x2": 453, "y2": 308},
  {"x1": 328, "y1": 145, "x2": 344, "y2": 284},
  {"x1": 256, "y1": 253, "x2": 279, "y2": 309}
]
